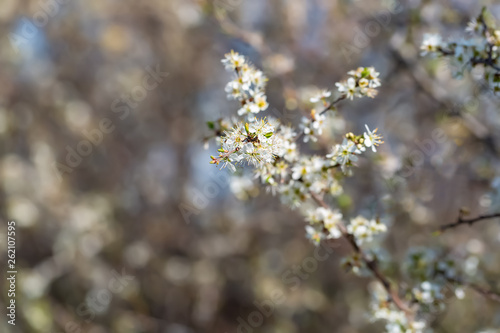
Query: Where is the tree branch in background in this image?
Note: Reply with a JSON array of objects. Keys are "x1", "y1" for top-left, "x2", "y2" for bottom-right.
[
  {"x1": 447, "y1": 277, "x2": 500, "y2": 303},
  {"x1": 438, "y1": 212, "x2": 500, "y2": 232}
]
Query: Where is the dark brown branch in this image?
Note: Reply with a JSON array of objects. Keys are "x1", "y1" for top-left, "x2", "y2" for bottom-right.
[
  {"x1": 467, "y1": 283, "x2": 500, "y2": 303},
  {"x1": 319, "y1": 95, "x2": 347, "y2": 115},
  {"x1": 438, "y1": 212, "x2": 500, "y2": 232},
  {"x1": 470, "y1": 56, "x2": 500, "y2": 72}
]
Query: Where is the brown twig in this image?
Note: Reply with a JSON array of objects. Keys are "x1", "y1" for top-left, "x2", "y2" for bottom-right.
[
  {"x1": 438, "y1": 212, "x2": 500, "y2": 232},
  {"x1": 467, "y1": 282, "x2": 500, "y2": 303},
  {"x1": 319, "y1": 95, "x2": 347, "y2": 115},
  {"x1": 447, "y1": 277, "x2": 500, "y2": 303},
  {"x1": 309, "y1": 191, "x2": 413, "y2": 316}
]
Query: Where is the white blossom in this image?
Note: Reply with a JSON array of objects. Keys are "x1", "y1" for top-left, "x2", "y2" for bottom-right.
[
  {"x1": 412, "y1": 281, "x2": 444, "y2": 305},
  {"x1": 212, "y1": 119, "x2": 282, "y2": 171},
  {"x1": 336, "y1": 67, "x2": 381, "y2": 100},
  {"x1": 221, "y1": 49, "x2": 246, "y2": 70},
  {"x1": 420, "y1": 33, "x2": 443, "y2": 56},
  {"x1": 305, "y1": 225, "x2": 324, "y2": 245},
  {"x1": 306, "y1": 207, "x2": 343, "y2": 239},
  {"x1": 221, "y1": 51, "x2": 269, "y2": 121},
  {"x1": 336, "y1": 77, "x2": 357, "y2": 100},
  {"x1": 421, "y1": 11, "x2": 500, "y2": 91},
  {"x1": 370, "y1": 282, "x2": 428, "y2": 333},
  {"x1": 301, "y1": 112, "x2": 327, "y2": 143},
  {"x1": 465, "y1": 18, "x2": 480, "y2": 34},
  {"x1": 327, "y1": 138, "x2": 361, "y2": 173},
  {"x1": 310, "y1": 89, "x2": 332, "y2": 103},
  {"x1": 347, "y1": 215, "x2": 387, "y2": 244},
  {"x1": 363, "y1": 124, "x2": 384, "y2": 152}
]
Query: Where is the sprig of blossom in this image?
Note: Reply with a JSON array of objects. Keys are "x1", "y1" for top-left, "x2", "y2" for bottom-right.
[
  {"x1": 420, "y1": 33, "x2": 443, "y2": 56},
  {"x1": 207, "y1": 46, "x2": 500, "y2": 333},
  {"x1": 298, "y1": 67, "x2": 381, "y2": 143},
  {"x1": 310, "y1": 89, "x2": 332, "y2": 103},
  {"x1": 210, "y1": 119, "x2": 281, "y2": 172},
  {"x1": 305, "y1": 207, "x2": 343, "y2": 239},
  {"x1": 326, "y1": 138, "x2": 361, "y2": 173},
  {"x1": 305, "y1": 225, "x2": 325, "y2": 245},
  {"x1": 209, "y1": 50, "x2": 435, "y2": 333},
  {"x1": 363, "y1": 125, "x2": 384, "y2": 152},
  {"x1": 412, "y1": 281, "x2": 445, "y2": 310},
  {"x1": 326, "y1": 125, "x2": 384, "y2": 174},
  {"x1": 335, "y1": 67, "x2": 381, "y2": 100},
  {"x1": 300, "y1": 109, "x2": 327, "y2": 143},
  {"x1": 420, "y1": 8, "x2": 500, "y2": 91},
  {"x1": 347, "y1": 216, "x2": 387, "y2": 245},
  {"x1": 222, "y1": 50, "x2": 269, "y2": 121},
  {"x1": 370, "y1": 283, "x2": 427, "y2": 333}
]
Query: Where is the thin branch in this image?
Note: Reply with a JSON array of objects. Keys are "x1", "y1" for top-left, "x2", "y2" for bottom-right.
[
  {"x1": 319, "y1": 95, "x2": 347, "y2": 115},
  {"x1": 309, "y1": 191, "x2": 413, "y2": 316},
  {"x1": 438, "y1": 212, "x2": 500, "y2": 232},
  {"x1": 467, "y1": 282, "x2": 500, "y2": 303},
  {"x1": 447, "y1": 277, "x2": 500, "y2": 303}
]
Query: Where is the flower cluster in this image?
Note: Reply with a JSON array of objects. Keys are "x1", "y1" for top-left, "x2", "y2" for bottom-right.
[
  {"x1": 412, "y1": 281, "x2": 445, "y2": 309},
  {"x1": 222, "y1": 50, "x2": 269, "y2": 121},
  {"x1": 310, "y1": 89, "x2": 332, "y2": 103},
  {"x1": 420, "y1": 8, "x2": 500, "y2": 91},
  {"x1": 326, "y1": 125, "x2": 384, "y2": 174},
  {"x1": 305, "y1": 207, "x2": 343, "y2": 240},
  {"x1": 347, "y1": 216, "x2": 387, "y2": 245},
  {"x1": 341, "y1": 252, "x2": 366, "y2": 275},
  {"x1": 335, "y1": 66, "x2": 381, "y2": 100},
  {"x1": 210, "y1": 119, "x2": 282, "y2": 172},
  {"x1": 300, "y1": 110, "x2": 327, "y2": 143},
  {"x1": 298, "y1": 68, "x2": 381, "y2": 142},
  {"x1": 214, "y1": 51, "x2": 386, "y2": 244},
  {"x1": 370, "y1": 282, "x2": 427, "y2": 333},
  {"x1": 402, "y1": 249, "x2": 470, "y2": 312},
  {"x1": 404, "y1": 248, "x2": 457, "y2": 283}
]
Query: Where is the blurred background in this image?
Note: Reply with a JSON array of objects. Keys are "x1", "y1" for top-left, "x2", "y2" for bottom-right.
[{"x1": 1, "y1": 0, "x2": 500, "y2": 332}]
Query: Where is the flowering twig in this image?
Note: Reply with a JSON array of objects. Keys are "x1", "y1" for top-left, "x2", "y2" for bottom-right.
[
  {"x1": 437, "y1": 212, "x2": 500, "y2": 232},
  {"x1": 421, "y1": 7, "x2": 500, "y2": 91},
  {"x1": 210, "y1": 50, "x2": 437, "y2": 332},
  {"x1": 309, "y1": 191, "x2": 413, "y2": 316}
]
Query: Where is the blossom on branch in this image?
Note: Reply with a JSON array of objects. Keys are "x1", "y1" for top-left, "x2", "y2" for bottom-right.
[{"x1": 420, "y1": 8, "x2": 500, "y2": 90}]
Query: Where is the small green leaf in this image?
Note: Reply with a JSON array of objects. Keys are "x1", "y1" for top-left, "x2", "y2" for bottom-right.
[
  {"x1": 361, "y1": 67, "x2": 370, "y2": 78},
  {"x1": 264, "y1": 132, "x2": 273, "y2": 138},
  {"x1": 206, "y1": 121, "x2": 215, "y2": 130}
]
